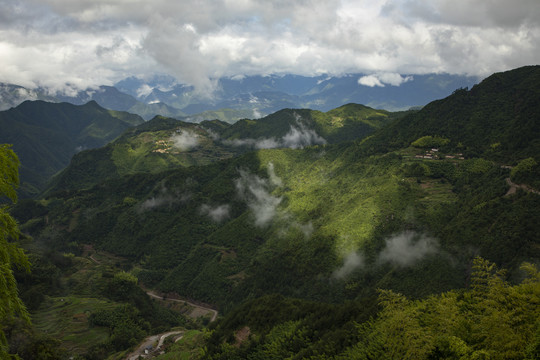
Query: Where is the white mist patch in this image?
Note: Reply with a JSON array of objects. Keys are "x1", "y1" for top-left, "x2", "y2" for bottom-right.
[
  {"x1": 15, "y1": 87, "x2": 38, "y2": 101},
  {"x1": 235, "y1": 169, "x2": 282, "y2": 227},
  {"x1": 333, "y1": 252, "x2": 365, "y2": 279},
  {"x1": 221, "y1": 113, "x2": 326, "y2": 150},
  {"x1": 255, "y1": 138, "x2": 280, "y2": 149},
  {"x1": 358, "y1": 75, "x2": 384, "y2": 87},
  {"x1": 203, "y1": 127, "x2": 220, "y2": 141},
  {"x1": 136, "y1": 84, "x2": 154, "y2": 98},
  {"x1": 200, "y1": 204, "x2": 231, "y2": 222},
  {"x1": 171, "y1": 129, "x2": 200, "y2": 151},
  {"x1": 138, "y1": 184, "x2": 190, "y2": 212},
  {"x1": 267, "y1": 162, "x2": 282, "y2": 187},
  {"x1": 281, "y1": 122, "x2": 326, "y2": 149},
  {"x1": 252, "y1": 108, "x2": 262, "y2": 119},
  {"x1": 296, "y1": 221, "x2": 314, "y2": 238},
  {"x1": 139, "y1": 194, "x2": 177, "y2": 211},
  {"x1": 378, "y1": 231, "x2": 439, "y2": 267}
]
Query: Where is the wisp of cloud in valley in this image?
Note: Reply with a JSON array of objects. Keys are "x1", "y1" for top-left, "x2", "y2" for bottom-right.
[
  {"x1": 200, "y1": 204, "x2": 231, "y2": 223},
  {"x1": 171, "y1": 129, "x2": 200, "y2": 151},
  {"x1": 235, "y1": 167, "x2": 282, "y2": 227},
  {"x1": 333, "y1": 252, "x2": 365, "y2": 279},
  {"x1": 378, "y1": 231, "x2": 439, "y2": 267}
]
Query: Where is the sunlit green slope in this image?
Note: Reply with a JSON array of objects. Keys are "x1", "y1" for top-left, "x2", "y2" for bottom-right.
[{"x1": 45, "y1": 103, "x2": 407, "y2": 195}]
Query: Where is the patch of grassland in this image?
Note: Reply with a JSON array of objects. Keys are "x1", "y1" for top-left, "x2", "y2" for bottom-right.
[
  {"x1": 31, "y1": 296, "x2": 117, "y2": 354},
  {"x1": 154, "y1": 330, "x2": 205, "y2": 360}
]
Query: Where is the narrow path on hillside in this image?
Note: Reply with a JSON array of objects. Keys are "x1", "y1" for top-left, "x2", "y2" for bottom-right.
[
  {"x1": 146, "y1": 290, "x2": 218, "y2": 322},
  {"x1": 505, "y1": 178, "x2": 540, "y2": 196},
  {"x1": 125, "y1": 290, "x2": 217, "y2": 359}
]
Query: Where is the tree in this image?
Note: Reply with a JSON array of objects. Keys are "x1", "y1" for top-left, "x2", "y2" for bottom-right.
[{"x1": 0, "y1": 144, "x2": 30, "y2": 358}]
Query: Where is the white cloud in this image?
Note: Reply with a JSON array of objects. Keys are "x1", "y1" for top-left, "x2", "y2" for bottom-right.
[
  {"x1": 138, "y1": 194, "x2": 177, "y2": 212},
  {"x1": 267, "y1": 162, "x2": 282, "y2": 187},
  {"x1": 378, "y1": 231, "x2": 439, "y2": 267},
  {"x1": 200, "y1": 204, "x2": 231, "y2": 222},
  {"x1": 171, "y1": 130, "x2": 200, "y2": 151},
  {"x1": 281, "y1": 122, "x2": 327, "y2": 149},
  {"x1": 235, "y1": 168, "x2": 282, "y2": 227},
  {"x1": 333, "y1": 251, "x2": 365, "y2": 279},
  {"x1": 358, "y1": 73, "x2": 413, "y2": 87},
  {"x1": 136, "y1": 84, "x2": 154, "y2": 98},
  {"x1": 358, "y1": 75, "x2": 385, "y2": 88},
  {"x1": 222, "y1": 113, "x2": 326, "y2": 149},
  {"x1": 0, "y1": 0, "x2": 539, "y2": 93}
]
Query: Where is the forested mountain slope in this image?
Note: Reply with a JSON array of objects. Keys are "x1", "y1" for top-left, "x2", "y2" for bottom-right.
[
  {"x1": 362, "y1": 65, "x2": 540, "y2": 163},
  {"x1": 0, "y1": 100, "x2": 144, "y2": 197},
  {"x1": 45, "y1": 103, "x2": 405, "y2": 194}
]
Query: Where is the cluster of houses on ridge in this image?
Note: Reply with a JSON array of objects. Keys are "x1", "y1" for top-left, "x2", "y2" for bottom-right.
[{"x1": 415, "y1": 148, "x2": 465, "y2": 160}]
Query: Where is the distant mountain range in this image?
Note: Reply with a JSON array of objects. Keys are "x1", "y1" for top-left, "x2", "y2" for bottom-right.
[{"x1": 0, "y1": 73, "x2": 477, "y2": 122}]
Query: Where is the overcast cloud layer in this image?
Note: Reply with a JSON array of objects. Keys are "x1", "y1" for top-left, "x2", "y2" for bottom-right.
[{"x1": 1, "y1": 0, "x2": 539, "y2": 93}]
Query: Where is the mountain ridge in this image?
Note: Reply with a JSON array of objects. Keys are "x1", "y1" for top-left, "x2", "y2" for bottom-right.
[
  {"x1": 43, "y1": 103, "x2": 406, "y2": 196},
  {"x1": 0, "y1": 100, "x2": 144, "y2": 197},
  {"x1": 1, "y1": 72, "x2": 477, "y2": 123}
]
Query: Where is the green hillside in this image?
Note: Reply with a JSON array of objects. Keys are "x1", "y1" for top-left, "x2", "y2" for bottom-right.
[
  {"x1": 45, "y1": 103, "x2": 406, "y2": 195},
  {"x1": 218, "y1": 104, "x2": 404, "y2": 144},
  {"x1": 44, "y1": 116, "x2": 243, "y2": 194},
  {"x1": 362, "y1": 65, "x2": 540, "y2": 163},
  {"x1": 0, "y1": 100, "x2": 144, "y2": 197},
  {"x1": 4, "y1": 66, "x2": 540, "y2": 359}
]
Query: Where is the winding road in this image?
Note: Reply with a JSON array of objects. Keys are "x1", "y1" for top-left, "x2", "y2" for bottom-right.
[
  {"x1": 145, "y1": 290, "x2": 218, "y2": 322},
  {"x1": 505, "y1": 177, "x2": 540, "y2": 196},
  {"x1": 124, "y1": 291, "x2": 218, "y2": 359},
  {"x1": 125, "y1": 331, "x2": 184, "y2": 360}
]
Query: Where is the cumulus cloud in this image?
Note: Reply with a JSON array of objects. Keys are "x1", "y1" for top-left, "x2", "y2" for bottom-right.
[
  {"x1": 378, "y1": 231, "x2": 439, "y2": 267},
  {"x1": 200, "y1": 204, "x2": 231, "y2": 222},
  {"x1": 235, "y1": 168, "x2": 282, "y2": 227},
  {"x1": 0, "y1": 0, "x2": 539, "y2": 93},
  {"x1": 358, "y1": 73, "x2": 413, "y2": 87},
  {"x1": 171, "y1": 129, "x2": 200, "y2": 151},
  {"x1": 333, "y1": 252, "x2": 365, "y2": 279},
  {"x1": 358, "y1": 75, "x2": 385, "y2": 88}
]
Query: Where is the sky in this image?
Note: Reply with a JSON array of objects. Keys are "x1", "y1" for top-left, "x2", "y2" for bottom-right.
[{"x1": 1, "y1": 0, "x2": 539, "y2": 94}]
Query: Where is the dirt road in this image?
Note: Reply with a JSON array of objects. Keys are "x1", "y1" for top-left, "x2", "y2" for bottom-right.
[
  {"x1": 505, "y1": 178, "x2": 540, "y2": 196},
  {"x1": 125, "y1": 331, "x2": 184, "y2": 360},
  {"x1": 146, "y1": 291, "x2": 218, "y2": 322},
  {"x1": 124, "y1": 289, "x2": 217, "y2": 360}
]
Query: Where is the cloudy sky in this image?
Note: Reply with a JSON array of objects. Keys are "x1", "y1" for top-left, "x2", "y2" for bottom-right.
[{"x1": 1, "y1": 0, "x2": 539, "y2": 93}]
